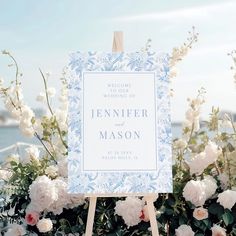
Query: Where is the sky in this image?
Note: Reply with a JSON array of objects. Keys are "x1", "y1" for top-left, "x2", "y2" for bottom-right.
[{"x1": 0, "y1": 0, "x2": 236, "y2": 122}]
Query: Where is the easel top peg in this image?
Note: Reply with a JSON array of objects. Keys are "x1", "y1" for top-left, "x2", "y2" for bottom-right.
[{"x1": 112, "y1": 31, "x2": 124, "y2": 53}]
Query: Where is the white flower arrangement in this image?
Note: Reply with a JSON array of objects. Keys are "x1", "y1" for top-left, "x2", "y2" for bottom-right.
[{"x1": 0, "y1": 28, "x2": 236, "y2": 235}]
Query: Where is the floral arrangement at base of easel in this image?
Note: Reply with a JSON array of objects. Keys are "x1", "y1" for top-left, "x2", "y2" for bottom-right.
[{"x1": 0, "y1": 28, "x2": 236, "y2": 236}]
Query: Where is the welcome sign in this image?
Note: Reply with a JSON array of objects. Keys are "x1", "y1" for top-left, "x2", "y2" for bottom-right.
[{"x1": 68, "y1": 52, "x2": 172, "y2": 194}]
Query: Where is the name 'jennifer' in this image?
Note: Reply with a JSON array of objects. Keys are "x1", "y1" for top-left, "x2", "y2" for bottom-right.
[{"x1": 91, "y1": 109, "x2": 148, "y2": 118}]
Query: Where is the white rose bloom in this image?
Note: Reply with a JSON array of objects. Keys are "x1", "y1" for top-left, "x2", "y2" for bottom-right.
[
  {"x1": 188, "y1": 152, "x2": 207, "y2": 175},
  {"x1": 204, "y1": 141, "x2": 220, "y2": 163},
  {"x1": 48, "y1": 178, "x2": 69, "y2": 215},
  {"x1": 67, "y1": 193, "x2": 85, "y2": 209},
  {"x1": 211, "y1": 225, "x2": 226, "y2": 236},
  {"x1": 202, "y1": 176, "x2": 217, "y2": 199},
  {"x1": 45, "y1": 165, "x2": 58, "y2": 178},
  {"x1": 36, "y1": 218, "x2": 53, "y2": 233},
  {"x1": 29, "y1": 175, "x2": 58, "y2": 212},
  {"x1": 217, "y1": 190, "x2": 236, "y2": 210},
  {"x1": 115, "y1": 197, "x2": 144, "y2": 227},
  {"x1": 5, "y1": 223, "x2": 26, "y2": 236},
  {"x1": 47, "y1": 87, "x2": 56, "y2": 97},
  {"x1": 193, "y1": 207, "x2": 208, "y2": 220},
  {"x1": 24, "y1": 145, "x2": 40, "y2": 164},
  {"x1": 183, "y1": 180, "x2": 207, "y2": 207},
  {"x1": 175, "y1": 224, "x2": 195, "y2": 236}
]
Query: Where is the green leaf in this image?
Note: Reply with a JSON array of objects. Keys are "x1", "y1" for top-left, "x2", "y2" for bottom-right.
[
  {"x1": 208, "y1": 203, "x2": 224, "y2": 217},
  {"x1": 222, "y1": 210, "x2": 234, "y2": 226}
]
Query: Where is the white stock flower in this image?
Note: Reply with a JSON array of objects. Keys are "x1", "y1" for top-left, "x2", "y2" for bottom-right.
[
  {"x1": 36, "y1": 92, "x2": 46, "y2": 102},
  {"x1": 193, "y1": 207, "x2": 208, "y2": 220},
  {"x1": 24, "y1": 146, "x2": 40, "y2": 164},
  {"x1": 19, "y1": 122, "x2": 34, "y2": 137},
  {"x1": 217, "y1": 190, "x2": 236, "y2": 210},
  {"x1": 115, "y1": 197, "x2": 144, "y2": 227},
  {"x1": 33, "y1": 118, "x2": 43, "y2": 136},
  {"x1": 211, "y1": 225, "x2": 226, "y2": 236},
  {"x1": 185, "y1": 108, "x2": 200, "y2": 123},
  {"x1": 29, "y1": 175, "x2": 58, "y2": 212},
  {"x1": 6, "y1": 154, "x2": 19, "y2": 164},
  {"x1": 47, "y1": 87, "x2": 56, "y2": 97},
  {"x1": 0, "y1": 169, "x2": 12, "y2": 181},
  {"x1": 175, "y1": 224, "x2": 194, "y2": 236},
  {"x1": 45, "y1": 165, "x2": 58, "y2": 178},
  {"x1": 183, "y1": 180, "x2": 207, "y2": 207},
  {"x1": 5, "y1": 223, "x2": 26, "y2": 236},
  {"x1": 174, "y1": 139, "x2": 187, "y2": 150},
  {"x1": 36, "y1": 218, "x2": 53, "y2": 233},
  {"x1": 21, "y1": 105, "x2": 34, "y2": 120},
  {"x1": 202, "y1": 175, "x2": 217, "y2": 199}
]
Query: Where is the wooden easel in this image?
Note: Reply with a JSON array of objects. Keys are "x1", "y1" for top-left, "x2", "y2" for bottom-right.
[{"x1": 84, "y1": 31, "x2": 160, "y2": 236}]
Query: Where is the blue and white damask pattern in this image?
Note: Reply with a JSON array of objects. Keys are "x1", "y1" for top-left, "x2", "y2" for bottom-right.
[{"x1": 68, "y1": 51, "x2": 172, "y2": 194}]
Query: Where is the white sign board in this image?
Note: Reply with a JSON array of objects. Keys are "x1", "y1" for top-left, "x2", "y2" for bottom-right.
[{"x1": 68, "y1": 52, "x2": 172, "y2": 194}]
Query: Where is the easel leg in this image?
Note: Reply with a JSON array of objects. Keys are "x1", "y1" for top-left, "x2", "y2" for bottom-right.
[
  {"x1": 85, "y1": 197, "x2": 97, "y2": 236},
  {"x1": 146, "y1": 197, "x2": 159, "y2": 236}
]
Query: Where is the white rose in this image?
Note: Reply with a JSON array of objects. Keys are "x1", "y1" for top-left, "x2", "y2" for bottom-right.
[
  {"x1": 183, "y1": 180, "x2": 207, "y2": 207},
  {"x1": 5, "y1": 223, "x2": 26, "y2": 236},
  {"x1": 211, "y1": 225, "x2": 226, "y2": 236},
  {"x1": 45, "y1": 165, "x2": 58, "y2": 178},
  {"x1": 48, "y1": 178, "x2": 69, "y2": 215},
  {"x1": 29, "y1": 175, "x2": 58, "y2": 212},
  {"x1": 217, "y1": 190, "x2": 236, "y2": 210},
  {"x1": 204, "y1": 141, "x2": 220, "y2": 163},
  {"x1": 188, "y1": 152, "x2": 207, "y2": 175},
  {"x1": 202, "y1": 175, "x2": 217, "y2": 199},
  {"x1": 67, "y1": 193, "x2": 85, "y2": 209},
  {"x1": 115, "y1": 197, "x2": 144, "y2": 227},
  {"x1": 193, "y1": 207, "x2": 208, "y2": 220},
  {"x1": 36, "y1": 218, "x2": 53, "y2": 233},
  {"x1": 175, "y1": 224, "x2": 194, "y2": 236}
]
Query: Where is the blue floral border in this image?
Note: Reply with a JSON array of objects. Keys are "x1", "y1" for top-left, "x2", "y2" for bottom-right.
[{"x1": 68, "y1": 52, "x2": 172, "y2": 194}]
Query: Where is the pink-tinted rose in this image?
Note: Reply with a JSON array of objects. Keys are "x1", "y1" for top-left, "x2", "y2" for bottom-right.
[
  {"x1": 139, "y1": 205, "x2": 150, "y2": 222},
  {"x1": 25, "y1": 211, "x2": 39, "y2": 226},
  {"x1": 193, "y1": 207, "x2": 208, "y2": 220}
]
